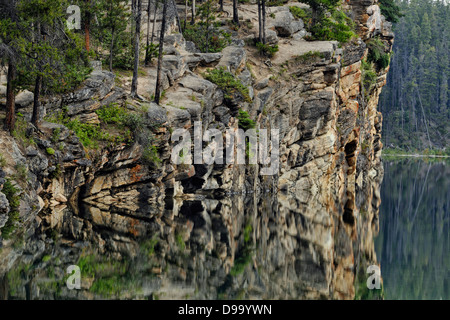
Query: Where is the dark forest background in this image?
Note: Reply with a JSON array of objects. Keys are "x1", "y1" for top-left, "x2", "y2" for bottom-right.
[{"x1": 379, "y1": 0, "x2": 449, "y2": 153}]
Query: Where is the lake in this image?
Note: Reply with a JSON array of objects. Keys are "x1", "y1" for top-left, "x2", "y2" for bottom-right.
[{"x1": 375, "y1": 158, "x2": 450, "y2": 300}]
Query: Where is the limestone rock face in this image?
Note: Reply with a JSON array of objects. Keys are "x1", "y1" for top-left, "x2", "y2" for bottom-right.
[{"x1": 0, "y1": 1, "x2": 392, "y2": 301}]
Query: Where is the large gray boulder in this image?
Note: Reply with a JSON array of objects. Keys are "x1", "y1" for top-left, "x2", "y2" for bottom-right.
[
  {"x1": 270, "y1": 11, "x2": 304, "y2": 37},
  {"x1": 217, "y1": 46, "x2": 247, "y2": 73}
]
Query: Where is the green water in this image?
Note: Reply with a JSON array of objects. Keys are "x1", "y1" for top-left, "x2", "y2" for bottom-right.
[{"x1": 375, "y1": 159, "x2": 450, "y2": 300}]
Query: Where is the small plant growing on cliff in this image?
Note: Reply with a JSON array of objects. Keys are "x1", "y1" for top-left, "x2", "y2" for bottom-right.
[
  {"x1": 46, "y1": 148, "x2": 55, "y2": 155},
  {"x1": 361, "y1": 59, "x2": 377, "y2": 96},
  {"x1": 0, "y1": 179, "x2": 21, "y2": 240},
  {"x1": 256, "y1": 42, "x2": 279, "y2": 58},
  {"x1": 0, "y1": 153, "x2": 6, "y2": 167},
  {"x1": 237, "y1": 109, "x2": 256, "y2": 130},
  {"x1": 366, "y1": 37, "x2": 391, "y2": 70},
  {"x1": 96, "y1": 103, "x2": 128, "y2": 125},
  {"x1": 294, "y1": 51, "x2": 324, "y2": 63},
  {"x1": 203, "y1": 67, "x2": 251, "y2": 103},
  {"x1": 142, "y1": 145, "x2": 161, "y2": 168}
]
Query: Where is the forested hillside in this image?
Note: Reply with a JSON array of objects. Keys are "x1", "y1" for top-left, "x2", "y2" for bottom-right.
[{"x1": 379, "y1": 0, "x2": 449, "y2": 153}]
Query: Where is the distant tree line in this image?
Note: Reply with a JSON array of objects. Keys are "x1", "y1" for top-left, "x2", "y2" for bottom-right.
[{"x1": 379, "y1": 0, "x2": 449, "y2": 152}]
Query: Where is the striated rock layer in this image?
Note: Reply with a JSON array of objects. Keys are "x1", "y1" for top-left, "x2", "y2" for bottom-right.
[{"x1": 0, "y1": 1, "x2": 391, "y2": 299}]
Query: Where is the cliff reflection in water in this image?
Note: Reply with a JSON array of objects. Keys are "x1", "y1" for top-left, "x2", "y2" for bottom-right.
[{"x1": 1, "y1": 169, "x2": 384, "y2": 300}]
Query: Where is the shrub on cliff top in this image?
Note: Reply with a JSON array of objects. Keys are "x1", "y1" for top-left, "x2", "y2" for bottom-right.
[{"x1": 203, "y1": 67, "x2": 251, "y2": 103}]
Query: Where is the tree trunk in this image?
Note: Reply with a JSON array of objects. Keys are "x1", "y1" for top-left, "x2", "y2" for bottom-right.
[
  {"x1": 184, "y1": 0, "x2": 188, "y2": 30},
  {"x1": 4, "y1": 62, "x2": 16, "y2": 134},
  {"x1": 131, "y1": 0, "x2": 142, "y2": 98},
  {"x1": 145, "y1": 0, "x2": 152, "y2": 66},
  {"x1": 109, "y1": 27, "x2": 115, "y2": 72},
  {"x1": 219, "y1": 0, "x2": 223, "y2": 12},
  {"x1": 172, "y1": 0, "x2": 182, "y2": 33},
  {"x1": 191, "y1": 0, "x2": 195, "y2": 25},
  {"x1": 155, "y1": 0, "x2": 167, "y2": 105},
  {"x1": 31, "y1": 74, "x2": 42, "y2": 127},
  {"x1": 261, "y1": 0, "x2": 266, "y2": 44},
  {"x1": 257, "y1": 0, "x2": 262, "y2": 43},
  {"x1": 84, "y1": 0, "x2": 91, "y2": 52},
  {"x1": 233, "y1": 0, "x2": 239, "y2": 25},
  {"x1": 151, "y1": 0, "x2": 158, "y2": 44}
]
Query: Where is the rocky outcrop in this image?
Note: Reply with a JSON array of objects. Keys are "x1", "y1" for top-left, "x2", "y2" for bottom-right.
[{"x1": 0, "y1": 1, "x2": 391, "y2": 300}]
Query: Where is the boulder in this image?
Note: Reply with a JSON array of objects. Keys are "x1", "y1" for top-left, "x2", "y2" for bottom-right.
[
  {"x1": 270, "y1": 11, "x2": 304, "y2": 37},
  {"x1": 265, "y1": 29, "x2": 279, "y2": 45},
  {"x1": 217, "y1": 46, "x2": 247, "y2": 74}
]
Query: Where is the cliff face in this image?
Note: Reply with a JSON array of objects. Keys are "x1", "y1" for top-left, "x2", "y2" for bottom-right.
[{"x1": 0, "y1": 1, "x2": 392, "y2": 299}]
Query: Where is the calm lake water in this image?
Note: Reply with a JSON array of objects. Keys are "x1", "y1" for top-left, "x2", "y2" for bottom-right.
[{"x1": 375, "y1": 158, "x2": 450, "y2": 300}]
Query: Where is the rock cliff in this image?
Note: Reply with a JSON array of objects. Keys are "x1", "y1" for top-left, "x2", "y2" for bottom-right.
[{"x1": 0, "y1": 0, "x2": 391, "y2": 299}]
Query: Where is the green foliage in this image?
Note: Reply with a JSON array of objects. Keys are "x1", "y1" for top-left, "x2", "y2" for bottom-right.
[
  {"x1": 51, "y1": 128, "x2": 61, "y2": 143},
  {"x1": 142, "y1": 145, "x2": 161, "y2": 168},
  {"x1": 182, "y1": 0, "x2": 231, "y2": 53},
  {"x1": 378, "y1": 0, "x2": 403, "y2": 23},
  {"x1": 10, "y1": 1, "x2": 91, "y2": 95},
  {"x1": 175, "y1": 233, "x2": 186, "y2": 251},
  {"x1": 46, "y1": 147, "x2": 55, "y2": 155},
  {"x1": 0, "y1": 179, "x2": 21, "y2": 239},
  {"x1": 12, "y1": 114, "x2": 35, "y2": 147},
  {"x1": 243, "y1": 223, "x2": 252, "y2": 244},
  {"x1": 140, "y1": 236, "x2": 159, "y2": 257},
  {"x1": 96, "y1": 103, "x2": 128, "y2": 125},
  {"x1": 203, "y1": 67, "x2": 251, "y2": 103},
  {"x1": 64, "y1": 118, "x2": 105, "y2": 149},
  {"x1": 145, "y1": 43, "x2": 159, "y2": 64},
  {"x1": 237, "y1": 109, "x2": 256, "y2": 130},
  {"x1": 266, "y1": 0, "x2": 288, "y2": 6},
  {"x1": 378, "y1": 0, "x2": 449, "y2": 151},
  {"x1": 256, "y1": 42, "x2": 279, "y2": 58},
  {"x1": 0, "y1": 153, "x2": 6, "y2": 167},
  {"x1": 361, "y1": 59, "x2": 377, "y2": 95},
  {"x1": 294, "y1": 50, "x2": 324, "y2": 63},
  {"x1": 308, "y1": 9, "x2": 356, "y2": 43},
  {"x1": 298, "y1": 1, "x2": 355, "y2": 43},
  {"x1": 289, "y1": 6, "x2": 311, "y2": 22},
  {"x1": 366, "y1": 37, "x2": 391, "y2": 69},
  {"x1": 95, "y1": 0, "x2": 132, "y2": 70}
]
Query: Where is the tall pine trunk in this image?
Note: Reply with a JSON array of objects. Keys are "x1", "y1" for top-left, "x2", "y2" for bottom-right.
[
  {"x1": 154, "y1": 0, "x2": 167, "y2": 105},
  {"x1": 131, "y1": 0, "x2": 142, "y2": 98},
  {"x1": 84, "y1": 0, "x2": 91, "y2": 52},
  {"x1": 4, "y1": 62, "x2": 16, "y2": 134},
  {"x1": 233, "y1": 0, "x2": 239, "y2": 25},
  {"x1": 109, "y1": 26, "x2": 115, "y2": 72},
  {"x1": 257, "y1": 0, "x2": 262, "y2": 43},
  {"x1": 31, "y1": 74, "x2": 42, "y2": 127},
  {"x1": 190, "y1": 0, "x2": 195, "y2": 25},
  {"x1": 151, "y1": 0, "x2": 158, "y2": 45},
  {"x1": 172, "y1": 0, "x2": 182, "y2": 33},
  {"x1": 145, "y1": 0, "x2": 152, "y2": 66},
  {"x1": 261, "y1": 0, "x2": 266, "y2": 44}
]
